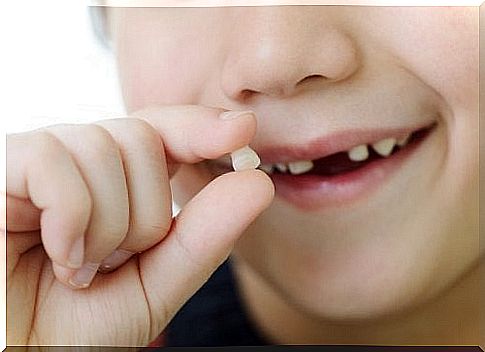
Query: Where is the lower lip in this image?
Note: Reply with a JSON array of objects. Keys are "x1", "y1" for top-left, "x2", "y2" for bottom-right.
[{"x1": 271, "y1": 132, "x2": 433, "y2": 211}]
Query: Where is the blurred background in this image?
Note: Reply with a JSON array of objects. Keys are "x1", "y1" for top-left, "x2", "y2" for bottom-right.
[{"x1": 2, "y1": 1, "x2": 124, "y2": 134}]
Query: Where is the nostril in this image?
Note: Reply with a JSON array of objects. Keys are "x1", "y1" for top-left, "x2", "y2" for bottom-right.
[
  {"x1": 296, "y1": 74, "x2": 327, "y2": 86},
  {"x1": 233, "y1": 75, "x2": 328, "y2": 101},
  {"x1": 239, "y1": 89, "x2": 258, "y2": 100}
]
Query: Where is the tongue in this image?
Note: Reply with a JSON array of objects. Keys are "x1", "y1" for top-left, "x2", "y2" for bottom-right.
[{"x1": 308, "y1": 151, "x2": 379, "y2": 176}]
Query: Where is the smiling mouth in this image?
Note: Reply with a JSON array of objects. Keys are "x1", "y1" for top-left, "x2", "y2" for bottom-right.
[
  {"x1": 265, "y1": 121, "x2": 438, "y2": 210},
  {"x1": 206, "y1": 120, "x2": 438, "y2": 210},
  {"x1": 258, "y1": 122, "x2": 436, "y2": 177}
]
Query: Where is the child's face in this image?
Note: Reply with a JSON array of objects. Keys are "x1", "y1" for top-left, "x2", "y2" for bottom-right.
[{"x1": 108, "y1": 6, "x2": 479, "y2": 320}]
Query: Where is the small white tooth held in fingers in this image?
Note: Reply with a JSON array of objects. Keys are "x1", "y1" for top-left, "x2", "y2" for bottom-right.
[
  {"x1": 288, "y1": 160, "x2": 314, "y2": 175},
  {"x1": 231, "y1": 146, "x2": 261, "y2": 171},
  {"x1": 259, "y1": 164, "x2": 274, "y2": 174},
  {"x1": 397, "y1": 134, "x2": 410, "y2": 147},
  {"x1": 372, "y1": 138, "x2": 396, "y2": 157},
  {"x1": 275, "y1": 163, "x2": 288, "y2": 173},
  {"x1": 347, "y1": 144, "x2": 369, "y2": 162}
]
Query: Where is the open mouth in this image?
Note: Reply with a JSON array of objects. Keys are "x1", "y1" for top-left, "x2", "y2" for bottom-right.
[
  {"x1": 259, "y1": 123, "x2": 436, "y2": 178},
  {"x1": 207, "y1": 121, "x2": 438, "y2": 210},
  {"x1": 264, "y1": 122, "x2": 437, "y2": 210}
]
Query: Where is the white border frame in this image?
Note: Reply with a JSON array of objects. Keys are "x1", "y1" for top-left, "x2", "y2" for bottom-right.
[{"x1": 88, "y1": 0, "x2": 483, "y2": 7}]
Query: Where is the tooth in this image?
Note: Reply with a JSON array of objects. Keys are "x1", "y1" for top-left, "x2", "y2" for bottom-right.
[
  {"x1": 397, "y1": 135, "x2": 410, "y2": 147},
  {"x1": 347, "y1": 144, "x2": 369, "y2": 162},
  {"x1": 275, "y1": 163, "x2": 288, "y2": 173},
  {"x1": 259, "y1": 164, "x2": 274, "y2": 174},
  {"x1": 231, "y1": 146, "x2": 261, "y2": 171},
  {"x1": 372, "y1": 138, "x2": 397, "y2": 157},
  {"x1": 288, "y1": 160, "x2": 314, "y2": 175}
]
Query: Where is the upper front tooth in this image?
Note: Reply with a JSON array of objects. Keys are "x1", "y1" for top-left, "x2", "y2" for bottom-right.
[
  {"x1": 288, "y1": 160, "x2": 314, "y2": 175},
  {"x1": 275, "y1": 163, "x2": 288, "y2": 173},
  {"x1": 372, "y1": 138, "x2": 397, "y2": 157},
  {"x1": 397, "y1": 134, "x2": 410, "y2": 147},
  {"x1": 348, "y1": 144, "x2": 369, "y2": 162}
]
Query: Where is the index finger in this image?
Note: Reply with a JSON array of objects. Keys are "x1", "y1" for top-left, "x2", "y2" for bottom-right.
[{"x1": 132, "y1": 105, "x2": 256, "y2": 175}]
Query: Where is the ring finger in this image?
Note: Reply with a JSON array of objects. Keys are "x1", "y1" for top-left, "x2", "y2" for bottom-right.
[
  {"x1": 47, "y1": 124, "x2": 130, "y2": 287},
  {"x1": 95, "y1": 118, "x2": 172, "y2": 272}
]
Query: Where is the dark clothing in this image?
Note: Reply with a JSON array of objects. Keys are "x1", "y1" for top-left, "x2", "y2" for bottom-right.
[{"x1": 165, "y1": 259, "x2": 269, "y2": 347}]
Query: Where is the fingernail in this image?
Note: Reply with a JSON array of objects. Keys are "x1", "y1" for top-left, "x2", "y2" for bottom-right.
[
  {"x1": 231, "y1": 145, "x2": 261, "y2": 171},
  {"x1": 68, "y1": 262, "x2": 100, "y2": 289},
  {"x1": 99, "y1": 249, "x2": 134, "y2": 273},
  {"x1": 66, "y1": 236, "x2": 84, "y2": 269},
  {"x1": 219, "y1": 110, "x2": 254, "y2": 120}
]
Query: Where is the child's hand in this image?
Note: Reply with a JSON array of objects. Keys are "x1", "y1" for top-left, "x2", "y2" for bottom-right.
[{"x1": 5, "y1": 105, "x2": 274, "y2": 345}]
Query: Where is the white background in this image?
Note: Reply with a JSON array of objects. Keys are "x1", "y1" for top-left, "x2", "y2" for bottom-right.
[
  {"x1": 2, "y1": 2, "x2": 124, "y2": 135},
  {"x1": 1, "y1": 1, "x2": 123, "y2": 350},
  {"x1": 1, "y1": 1, "x2": 482, "y2": 350}
]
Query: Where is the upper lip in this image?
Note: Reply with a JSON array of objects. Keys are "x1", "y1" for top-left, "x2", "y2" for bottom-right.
[
  {"x1": 215, "y1": 68, "x2": 444, "y2": 167},
  {"x1": 252, "y1": 121, "x2": 437, "y2": 165}
]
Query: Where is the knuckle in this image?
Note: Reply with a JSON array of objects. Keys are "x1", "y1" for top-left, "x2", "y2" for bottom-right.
[
  {"x1": 125, "y1": 118, "x2": 159, "y2": 139},
  {"x1": 124, "y1": 118, "x2": 162, "y2": 152},
  {"x1": 57, "y1": 187, "x2": 93, "y2": 233},
  {"x1": 102, "y1": 224, "x2": 129, "y2": 245},
  {"x1": 91, "y1": 212, "x2": 130, "y2": 248},
  {"x1": 71, "y1": 126, "x2": 126, "y2": 177},
  {"x1": 96, "y1": 118, "x2": 163, "y2": 157},
  {"x1": 53, "y1": 179, "x2": 93, "y2": 229},
  {"x1": 31, "y1": 131, "x2": 66, "y2": 161},
  {"x1": 129, "y1": 220, "x2": 170, "y2": 246},
  {"x1": 35, "y1": 132, "x2": 94, "y2": 214},
  {"x1": 28, "y1": 131, "x2": 94, "y2": 217},
  {"x1": 88, "y1": 218, "x2": 129, "y2": 253},
  {"x1": 68, "y1": 186, "x2": 93, "y2": 225},
  {"x1": 80, "y1": 124, "x2": 120, "y2": 159}
]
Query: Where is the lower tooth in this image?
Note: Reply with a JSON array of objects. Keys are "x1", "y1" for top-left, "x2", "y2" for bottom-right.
[
  {"x1": 348, "y1": 144, "x2": 369, "y2": 162},
  {"x1": 397, "y1": 135, "x2": 410, "y2": 147},
  {"x1": 288, "y1": 160, "x2": 314, "y2": 175},
  {"x1": 372, "y1": 138, "x2": 396, "y2": 157},
  {"x1": 259, "y1": 164, "x2": 274, "y2": 173},
  {"x1": 275, "y1": 163, "x2": 288, "y2": 173}
]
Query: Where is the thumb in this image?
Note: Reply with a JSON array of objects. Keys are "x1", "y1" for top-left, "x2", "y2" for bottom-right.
[{"x1": 138, "y1": 169, "x2": 274, "y2": 340}]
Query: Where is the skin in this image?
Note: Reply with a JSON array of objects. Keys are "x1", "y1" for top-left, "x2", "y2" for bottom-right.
[
  {"x1": 5, "y1": 5, "x2": 482, "y2": 346},
  {"x1": 6, "y1": 108, "x2": 274, "y2": 345},
  {"x1": 109, "y1": 5, "x2": 482, "y2": 344}
]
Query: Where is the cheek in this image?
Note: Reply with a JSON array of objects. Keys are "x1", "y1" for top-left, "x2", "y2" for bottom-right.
[
  {"x1": 367, "y1": 7, "x2": 478, "y2": 111},
  {"x1": 113, "y1": 10, "x2": 222, "y2": 112},
  {"x1": 118, "y1": 41, "x2": 208, "y2": 111},
  {"x1": 370, "y1": 7, "x2": 479, "y2": 230}
]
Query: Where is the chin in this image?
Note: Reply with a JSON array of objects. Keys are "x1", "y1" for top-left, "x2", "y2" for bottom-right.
[{"x1": 234, "y1": 193, "x2": 479, "y2": 323}]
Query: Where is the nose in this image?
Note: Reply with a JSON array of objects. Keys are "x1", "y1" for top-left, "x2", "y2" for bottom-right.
[{"x1": 221, "y1": 7, "x2": 360, "y2": 101}]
